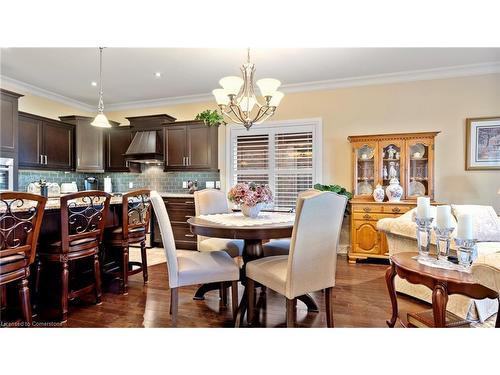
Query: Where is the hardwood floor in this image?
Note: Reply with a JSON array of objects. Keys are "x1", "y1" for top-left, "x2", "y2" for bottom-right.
[
  {"x1": 52, "y1": 255, "x2": 426, "y2": 328},
  {"x1": 1, "y1": 254, "x2": 429, "y2": 327}
]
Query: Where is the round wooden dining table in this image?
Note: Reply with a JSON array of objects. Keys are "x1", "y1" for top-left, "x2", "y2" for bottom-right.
[{"x1": 187, "y1": 212, "x2": 319, "y2": 326}]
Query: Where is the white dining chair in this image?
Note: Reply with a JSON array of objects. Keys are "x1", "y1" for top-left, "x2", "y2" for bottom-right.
[
  {"x1": 194, "y1": 189, "x2": 244, "y2": 258},
  {"x1": 150, "y1": 191, "x2": 240, "y2": 326},
  {"x1": 246, "y1": 190, "x2": 347, "y2": 327}
]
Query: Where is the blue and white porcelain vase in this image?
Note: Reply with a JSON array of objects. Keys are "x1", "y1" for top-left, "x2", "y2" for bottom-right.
[
  {"x1": 385, "y1": 178, "x2": 403, "y2": 202},
  {"x1": 372, "y1": 184, "x2": 385, "y2": 202}
]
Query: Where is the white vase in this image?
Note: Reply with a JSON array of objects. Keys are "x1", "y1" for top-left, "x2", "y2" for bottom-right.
[
  {"x1": 385, "y1": 178, "x2": 403, "y2": 202},
  {"x1": 372, "y1": 184, "x2": 385, "y2": 202},
  {"x1": 241, "y1": 203, "x2": 264, "y2": 218}
]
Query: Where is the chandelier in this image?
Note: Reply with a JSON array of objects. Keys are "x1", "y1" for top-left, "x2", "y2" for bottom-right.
[
  {"x1": 212, "y1": 49, "x2": 284, "y2": 130},
  {"x1": 91, "y1": 47, "x2": 111, "y2": 128}
]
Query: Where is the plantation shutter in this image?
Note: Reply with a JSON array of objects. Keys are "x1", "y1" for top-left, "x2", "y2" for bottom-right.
[{"x1": 233, "y1": 133, "x2": 270, "y2": 186}]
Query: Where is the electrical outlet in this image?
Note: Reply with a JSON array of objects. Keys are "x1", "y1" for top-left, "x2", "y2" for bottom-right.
[
  {"x1": 215, "y1": 181, "x2": 221, "y2": 189},
  {"x1": 129, "y1": 182, "x2": 134, "y2": 189},
  {"x1": 182, "y1": 181, "x2": 188, "y2": 189},
  {"x1": 206, "y1": 181, "x2": 215, "y2": 189}
]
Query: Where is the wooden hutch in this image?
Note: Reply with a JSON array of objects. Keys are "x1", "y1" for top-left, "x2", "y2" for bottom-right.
[{"x1": 347, "y1": 131, "x2": 439, "y2": 264}]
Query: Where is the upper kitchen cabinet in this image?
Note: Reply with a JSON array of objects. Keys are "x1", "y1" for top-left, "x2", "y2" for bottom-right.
[
  {"x1": 104, "y1": 126, "x2": 140, "y2": 172},
  {"x1": 59, "y1": 115, "x2": 120, "y2": 173},
  {"x1": 18, "y1": 112, "x2": 75, "y2": 171},
  {"x1": 0, "y1": 89, "x2": 23, "y2": 158},
  {"x1": 163, "y1": 121, "x2": 218, "y2": 171}
]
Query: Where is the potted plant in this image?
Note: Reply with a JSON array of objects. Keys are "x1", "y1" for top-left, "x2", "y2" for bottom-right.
[
  {"x1": 228, "y1": 182, "x2": 273, "y2": 218},
  {"x1": 313, "y1": 183, "x2": 353, "y2": 216},
  {"x1": 195, "y1": 110, "x2": 225, "y2": 127}
]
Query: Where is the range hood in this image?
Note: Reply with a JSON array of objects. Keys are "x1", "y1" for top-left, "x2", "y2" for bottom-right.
[{"x1": 124, "y1": 131, "x2": 164, "y2": 164}]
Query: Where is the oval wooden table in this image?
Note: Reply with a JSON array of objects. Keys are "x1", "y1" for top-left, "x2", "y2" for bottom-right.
[
  {"x1": 386, "y1": 252, "x2": 499, "y2": 328},
  {"x1": 188, "y1": 213, "x2": 319, "y2": 327}
]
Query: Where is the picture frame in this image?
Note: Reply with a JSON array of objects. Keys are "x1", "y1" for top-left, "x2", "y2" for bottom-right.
[{"x1": 465, "y1": 116, "x2": 500, "y2": 170}]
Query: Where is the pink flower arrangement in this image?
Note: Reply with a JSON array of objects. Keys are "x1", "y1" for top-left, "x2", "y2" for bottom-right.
[{"x1": 228, "y1": 182, "x2": 273, "y2": 207}]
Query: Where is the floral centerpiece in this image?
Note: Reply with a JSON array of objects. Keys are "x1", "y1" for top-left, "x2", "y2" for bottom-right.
[{"x1": 228, "y1": 182, "x2": 273, "y2": 218}]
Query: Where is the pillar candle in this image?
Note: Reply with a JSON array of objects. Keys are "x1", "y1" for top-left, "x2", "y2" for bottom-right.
[
  {"x1": 436, "y1": 205, "x2": 452, "y2": 229},
  {"x1": 457, "y1": 214, "x2": 473, "y2": 239},
  {"x1": 416, "y1": 197, "x2": 431, "y2": 218}
]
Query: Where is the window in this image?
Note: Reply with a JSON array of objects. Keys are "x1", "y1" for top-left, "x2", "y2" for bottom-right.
[{"x1": 227, "y1": 118, "x2": 322, "y2": 211}]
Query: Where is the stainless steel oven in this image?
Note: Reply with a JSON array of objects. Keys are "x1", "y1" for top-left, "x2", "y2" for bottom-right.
[{"x1": 0, "y1": 157, "x2": 14, "y2": 191}]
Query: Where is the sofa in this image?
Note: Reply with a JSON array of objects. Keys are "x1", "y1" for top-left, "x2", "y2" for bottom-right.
[{"x1": 378, "y1": 205, "x2": 500, "y2": 323}]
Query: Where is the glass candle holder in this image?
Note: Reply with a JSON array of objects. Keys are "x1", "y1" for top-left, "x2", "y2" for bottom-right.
[
  {"x1": 434, "y1": 226, "x2": 455, "y2": 261},
  {"x1": 453, "y1": 238, "x2": 478, "y2": 269},
  {"x1": 415, "y1": 217, "x2": 434, "y2": 259}
]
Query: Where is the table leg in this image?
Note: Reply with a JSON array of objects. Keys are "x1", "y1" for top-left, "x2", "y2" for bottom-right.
[
  {"x1": 432, "y1": 283, "x2": 448, "y2": 328},
  {"x1": 386, "y1": 262, "x2": 398, "y2": 327}
]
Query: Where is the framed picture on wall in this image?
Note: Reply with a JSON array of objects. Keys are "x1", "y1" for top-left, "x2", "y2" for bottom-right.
[{"x1": 466, "y1": 116, "x2": 500, "y2": 170}]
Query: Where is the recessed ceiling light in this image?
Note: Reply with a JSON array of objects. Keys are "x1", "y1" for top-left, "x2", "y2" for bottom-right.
[
  {"x1": 91, "y1": 81, "x2": 97, "y2": 86},
  {"x1": 154, "y1": 72, "x2": 162, "y2": 78}
]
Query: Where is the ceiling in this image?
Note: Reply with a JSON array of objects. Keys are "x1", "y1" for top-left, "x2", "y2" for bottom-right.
[{"x1": 1, "y1": 48, "x2": 499, "y2": 111}]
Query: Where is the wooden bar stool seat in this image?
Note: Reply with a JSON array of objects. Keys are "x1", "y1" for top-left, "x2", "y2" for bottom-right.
[
  {"x1": 0, "y1": 192, "x2": 46, "y2": 325},
  {"x1": 103, "y1": 189, "x2": 151, "y2": 295},
  {"x1": 36, "y1": 191, "x2": 111, "y2": 322}
]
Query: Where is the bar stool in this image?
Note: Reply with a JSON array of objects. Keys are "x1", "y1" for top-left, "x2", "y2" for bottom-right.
[
  {"x1": 0, "y1": 192, "x2": 46, "y2": 324},
  {"x1": 36, "y1": 191, "x2": 110, "y2": 322},
  {"x1": 103, "y1": 189, "x2": 151, "y2": 294}
]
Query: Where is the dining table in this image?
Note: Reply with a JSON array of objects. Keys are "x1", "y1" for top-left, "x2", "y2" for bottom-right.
[{"x1": 187, "y1": 211, "x2": 320, "y2": 327}]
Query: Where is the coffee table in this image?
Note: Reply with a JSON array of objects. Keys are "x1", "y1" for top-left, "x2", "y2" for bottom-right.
[{"x1": 386, "y1": 252, "x2": 499, "y2": 328}]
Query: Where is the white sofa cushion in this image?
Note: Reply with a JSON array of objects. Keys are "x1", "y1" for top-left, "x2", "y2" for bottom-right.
[{"x1": 451, "y1": 205, "x2": 500, "y2": 242}]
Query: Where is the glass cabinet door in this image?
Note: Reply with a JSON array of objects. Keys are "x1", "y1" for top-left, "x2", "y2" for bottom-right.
[
  {"x1": 353, "y1": 142, "x2": 378, "y2": 197},
  {"x1": 379, "y1": 140, "x2": 404, "y2": 194},
  {"x1": 406, "y1": 139, "x2": 433, "y2": 198}
]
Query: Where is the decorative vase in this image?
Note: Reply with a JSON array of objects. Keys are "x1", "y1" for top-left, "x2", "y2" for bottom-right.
[
  {"x1": 241, "y1": 203, "x2": 265, "y2": 218},
  {"x1": 372, "y1": 184, "x2": 385, "y2": 202},
  {"x1": 385, "y1": 178, "x2": 403, "y2": 202}
]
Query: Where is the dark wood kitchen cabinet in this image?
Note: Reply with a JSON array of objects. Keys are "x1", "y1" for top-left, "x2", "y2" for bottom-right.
[
  {"x1": 18, "y1": 112, "x2": 75, "y2": 171},
  {"x1": 59, "y1": 115, "x2": 119, "y2": 173},
  {"x1": 163, "y1": 120, "x2": 218, "y2": 171},
  {"x1": 104, "y1": 127, "x2": 140, "y2": 172},
  {"x1": 1, "y1": 89, "x2": 23, "y2": 158}
]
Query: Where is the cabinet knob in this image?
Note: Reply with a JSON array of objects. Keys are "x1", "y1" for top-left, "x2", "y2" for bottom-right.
[
  {"x1": 184, "y1": 234, "x2": 195, "y2": 238},
  {"x1": 363, "y1": 214, "x2": 371, "y2": 219},
  {"x1": 363, "y1": 207, "x2": 371, "y2": 212},
  {"x1": 392, "y1": 207, "x2": 401, "y2": 213}
]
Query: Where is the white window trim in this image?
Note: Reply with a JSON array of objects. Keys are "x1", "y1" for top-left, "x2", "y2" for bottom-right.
[{"x1": 225, "y1": 117, "x2": 323, "y2": 195}]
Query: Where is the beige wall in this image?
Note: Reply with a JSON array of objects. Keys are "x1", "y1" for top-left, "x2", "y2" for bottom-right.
[{"x1": 7, "y1": 74, "x2": 500, "y2": 211}]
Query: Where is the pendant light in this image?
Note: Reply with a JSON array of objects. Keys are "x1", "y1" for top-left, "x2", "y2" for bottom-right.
[{"x1": 91, "y1": 47, "x2": 111, "y2": 128}]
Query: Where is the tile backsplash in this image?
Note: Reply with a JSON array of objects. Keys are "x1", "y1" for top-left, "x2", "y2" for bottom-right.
[{"x1": 18, "y1": 165, "x2": 220, "y2": 193}]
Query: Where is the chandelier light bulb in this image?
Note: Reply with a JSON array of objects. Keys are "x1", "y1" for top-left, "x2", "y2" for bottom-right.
[
  {"x1": 219, "y1": 76, "x2": 244, "y2": 96},
  {"x1": 212, "y1": 89, "x2": 230, "y2": 106},
  {"x1": 256, "y1": 78, "x2": 281, "y2": 97},
  {"x1": 239, "y1": 96, "x2": 257, "y2": 113},
  {"x1": 269, "y1": 91, "x2": 284, "y2": 107}
]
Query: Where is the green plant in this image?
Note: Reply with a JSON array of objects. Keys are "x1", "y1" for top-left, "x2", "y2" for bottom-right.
[
  {"x1": 195, "y1": 110, "x2": 225, "y2": 127},
  {"x1": 313, "y1": 183, "x2": 353, "y2": 216}
]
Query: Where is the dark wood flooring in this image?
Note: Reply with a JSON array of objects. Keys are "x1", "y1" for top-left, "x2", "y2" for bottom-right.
[{"x1": 52, "y1": 255, "x2": 427, "y2": 328}]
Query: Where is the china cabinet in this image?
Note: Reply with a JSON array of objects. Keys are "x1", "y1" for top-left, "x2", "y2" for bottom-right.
[{"x1": 347, "y1": 132, "x2": 439, "y2": 263}]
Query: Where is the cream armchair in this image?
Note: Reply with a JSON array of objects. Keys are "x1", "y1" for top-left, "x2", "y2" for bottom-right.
[
  {"x1": 246, "y1": 190, "x2": 347, "y2": 327},
  {"x1": 472, "y1": 258, "x2": 500, "y2": 327}
]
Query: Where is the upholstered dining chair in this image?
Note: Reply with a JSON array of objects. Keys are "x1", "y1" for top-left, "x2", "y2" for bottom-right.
[
  {"x1": 246, "y1": 190, "x2": 347, "y2": 328},
  {"x1": 104, "y1": 189, "x2": 151, "y2": 294},
  {"x1": 0, "y1": 192, "x2": 46, "y2": 324},
  {"x1": 36, "y1": 191, "x2": 111, "y2": 322},
  {"x1": 150, "y1": 191, "x2": 240, "y2": 326},
  {"x1": 194, "y1": 189, "x2": 243, "y2": 258}
]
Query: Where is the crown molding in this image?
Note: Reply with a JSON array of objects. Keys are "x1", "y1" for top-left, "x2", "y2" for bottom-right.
[
  {"x1": 2, "y1": 62, "x2": 499, "y2": 113},
  {"x1": 0, "y1": 75, "x2": 95, "y2": 112}
]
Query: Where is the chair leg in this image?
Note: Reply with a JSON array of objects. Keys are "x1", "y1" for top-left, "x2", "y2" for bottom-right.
[
  {"x1": 140, "y1": 240, "x2": 148, "y2": 284},
  {"x1": 170, "y1": 287, "x2": 178, "y2": 327},
  {"x1": 94, "y1": 253, "x2": 102, "y2": 305},
  {"x1": 122, "y1": 246, "x2": 129, "y2": 295},
  {"x1": 34, "y1": 258, "x2": 43, "y2": 311},
  {"x1": 220, "y1": 282, "x2": 228, "y2": 307},
  {"x1": 247, "y1": 278, "x2": 256, "y2": 325},
  {"x1": 286, "y1": 298, "x2": 296, "y2": 328},
  {"x1": 231, "y1": 281, "x2": 239, "y2": 323},
  {"x1": 18, "y1": 278, "x2": 32, "y2": 325},
  {"x1": 61, "y1": 261, "x2": 69, "y2": 322},
  {"x1": 325, "y1": 287, "x2": 334, "y2": 328}
]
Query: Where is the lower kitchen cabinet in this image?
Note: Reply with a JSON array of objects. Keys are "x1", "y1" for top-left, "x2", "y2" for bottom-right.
[
  {"x1": 18, "y1": 112, "x2": 75, "y2": 171},
  {"x1": 151, "y1": 196, "x2": 197, "y2": 250}
]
